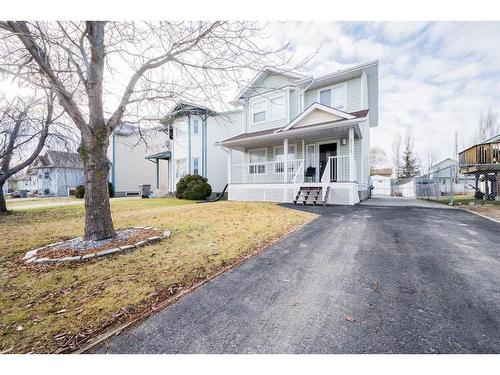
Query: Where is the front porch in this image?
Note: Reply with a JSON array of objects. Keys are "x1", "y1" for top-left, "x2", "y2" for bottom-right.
[{"x1": 220, "y1": 105, "x2": 369, "y2": 205}]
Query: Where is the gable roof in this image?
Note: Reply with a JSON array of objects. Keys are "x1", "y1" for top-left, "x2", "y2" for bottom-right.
[
  {"x1": 277, "y1": 102, "x2": 361, "y2": 132},
  {"x1": 232, "y1": 67, "x2": 310, "y2": 103},
  {"x1": 30, "y1": 150, "x2": 83, "y2": 170},
  {"x1": 220, "y1": 108, "x2": 368, "y2": 146}
]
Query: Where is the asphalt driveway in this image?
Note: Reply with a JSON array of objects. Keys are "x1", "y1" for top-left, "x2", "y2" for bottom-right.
[{"x1": 96, "y1": 198, "x2": 500, "y2": 353}]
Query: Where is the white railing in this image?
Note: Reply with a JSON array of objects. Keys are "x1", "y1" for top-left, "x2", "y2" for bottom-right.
[
  {"x1": 231, "y1": 159, "x2": 304, "y2": 184},
  {"x1": 322, "y1": 155, "x2": 352, "y2": 182}
]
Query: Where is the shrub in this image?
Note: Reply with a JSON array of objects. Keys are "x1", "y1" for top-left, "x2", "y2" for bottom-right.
[
  {"x1": 176, "y1": 174, "x2": 212, "y2": 200},
  {"x1": 75, "y1": 182, "x2": 115, "y2": 199}
]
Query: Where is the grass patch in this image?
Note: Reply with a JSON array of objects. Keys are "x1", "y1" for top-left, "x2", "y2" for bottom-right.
[
  {"x1": 0, "y1": 198, "x2": 315, "y2": 353},
  {"x1": 420, "y1": 195, "x2": 500, "y2": 206}
]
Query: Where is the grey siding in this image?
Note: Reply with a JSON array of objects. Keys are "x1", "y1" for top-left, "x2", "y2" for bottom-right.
[
  {"x1": 346, "y1": 78, "x2": 362, "y2": 112},
  {"x1": 303, "y1": 77, "x2": 362, "y2": 113},
  {"x1": 249, "y1": 74, "x2": 298, "y2": 97},
  {"x1": 288, "y1": 88, "x2": 301, "y2": 120}
]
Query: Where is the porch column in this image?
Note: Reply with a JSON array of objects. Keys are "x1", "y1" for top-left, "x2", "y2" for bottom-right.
[
  {"x1": 227, "y1": 149, "x2": 232, "y2": 184},
  {"x1": 349, "y1": 127, "x2": 355, "y2": 182},
  {"x1": 284, "y1": 138, "x2": 289, "y2": 183}
]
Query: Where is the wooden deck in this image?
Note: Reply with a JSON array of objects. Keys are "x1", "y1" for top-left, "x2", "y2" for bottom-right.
[{"x1": 459, "y1": 141, "x2": 500, "y2": 174}]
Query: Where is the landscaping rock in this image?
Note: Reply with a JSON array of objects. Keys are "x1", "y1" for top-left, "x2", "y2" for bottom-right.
[
  {"x1": 147, "y1": 236, "x2": 162, "y2": 243},
  {"x1": 34, "y1": 258, "x2": 58, "y2": 265},
  {"x1": 134, "y1": 240, "x2": 148, "y2": 247},
  {"x1": 57, "y1": 256, "x2": 82, "y2": 263},
  {"x1": 81, "y1": 253, "x2": 97, "y2": 261},
  {"x1": 96, "y1": 248, "x2": 121, "y2": 257},
  {"x1": 119, "y1": 245, "x2": 135, "y2": 253},
  {"x1": 23, "y1": 249, "x2": 39, "y2": 260},
  {"x1": 162, "y1": 230, "x2": 172, "y2": 238}
]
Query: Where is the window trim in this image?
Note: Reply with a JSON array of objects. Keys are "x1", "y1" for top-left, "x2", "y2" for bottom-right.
[
  {"x1": 273, "y1": 143, "x2": 297, "y2": 174},
  {"x1": 250, "y1": 99, "x2": 267, "y2": 125},
  {"x1": 317, "y1": 82, "x2": 347, "y2": 111},
  {"x1": 247, "y1": 147, "x2": 268, "y2": 175},
  {"x1": 249, "y1": 92, "x2": 287, "y2": 126}
]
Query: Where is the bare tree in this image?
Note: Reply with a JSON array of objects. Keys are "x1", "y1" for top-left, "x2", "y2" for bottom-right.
[
  {"x1": 370, "y1": 146, "x2": 387, "y2": 169},
  {"x1": 473, "y1": 110, "x2": 499, "y2": 144},
  {"x1": 422, "y1": 146, "x2": 438, "y2": 174},
  {"x1": 0, "y1": 21, "x2": 296, "y2": 240},
  {"x1": 391, "y1": 132, "x2": 402, "y2": 178},
  {"x1": 0, "y1": 91, "x2": 63, "y2": 212}
]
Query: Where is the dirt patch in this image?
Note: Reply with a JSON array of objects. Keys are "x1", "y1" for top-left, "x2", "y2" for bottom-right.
[{"x1": 465, "y1": 205, "x2": 500, "y2": 222}]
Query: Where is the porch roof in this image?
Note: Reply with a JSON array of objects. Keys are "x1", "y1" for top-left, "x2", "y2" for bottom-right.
[{"x1": 219, "y1": 108, "x2": 368, "y2": 150}]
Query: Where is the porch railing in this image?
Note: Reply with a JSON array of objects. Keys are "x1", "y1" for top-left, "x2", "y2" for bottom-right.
[
  {"x1": 321, "y1": 155, "x2": 352, "y2": 182},
  {"x1": 231, "y1": 159, "x2": 305, "y2": 184}
]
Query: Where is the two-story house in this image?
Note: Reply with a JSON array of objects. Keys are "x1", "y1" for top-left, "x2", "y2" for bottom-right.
[
  {"x1": 218, "y1": 60, "x2": 379, "y2": 205},
  {"x1": 109, "y1": 102, "x2": 242, "y2": 196}
]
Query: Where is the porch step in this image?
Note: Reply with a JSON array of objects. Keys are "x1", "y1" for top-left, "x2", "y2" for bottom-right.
[{"x1": 293, "y1": 186, "x2": 326, "y2": 206}]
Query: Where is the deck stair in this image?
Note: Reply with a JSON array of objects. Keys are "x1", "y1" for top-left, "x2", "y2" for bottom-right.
[{"x1": 293, "y1": 186, "x2": 326, "y2": 206}]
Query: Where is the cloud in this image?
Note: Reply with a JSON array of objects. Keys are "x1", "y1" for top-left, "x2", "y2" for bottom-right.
[{"x1": 271, "y1": 21, "x2": 500, "y2": 167}]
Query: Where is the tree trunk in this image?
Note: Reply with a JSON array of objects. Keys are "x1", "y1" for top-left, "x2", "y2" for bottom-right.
[
  {"x1": 80, "y1": 132, "x2": 115, "y2": 241},
  {"x1": 0, "y1": 181, "x2": 6, "y2": 213}
]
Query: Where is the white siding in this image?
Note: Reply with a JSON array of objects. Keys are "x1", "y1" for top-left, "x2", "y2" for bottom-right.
[
  {"x1": 206, "y1": 112, "x2": 243, "y2": 192},
  {"x1": 110, "y1": 128, "x2": 169, "y2": 194}
]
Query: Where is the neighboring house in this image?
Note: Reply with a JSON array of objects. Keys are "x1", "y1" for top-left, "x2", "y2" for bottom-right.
[
  {"x1": 429, "y1": 158, "x2": 473, "y2": 195},
  {"x1": 109, "y1": 102, "x2": 243, "y2": 196},
  {"x1": 459, "y1": 133, "x2": 500, "y2": 199},
  {"x1": 109, "y1": 123, "x2": 171, "y2": 196},
  {"x1": 28, "y1": 150, "x2": 84, "y2": 196},
  {"x1": 218, "y1": 61, "x2": 379, "y2": 205}
]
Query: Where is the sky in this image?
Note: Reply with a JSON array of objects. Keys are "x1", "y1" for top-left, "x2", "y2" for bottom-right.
[{"x1": 269, "y1": 21, "x2": 500, "y2": 168}]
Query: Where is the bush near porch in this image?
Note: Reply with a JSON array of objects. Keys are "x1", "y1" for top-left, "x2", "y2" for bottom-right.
[{"x1": 0, "y1": 198, "x2": 315, "y2": 353}]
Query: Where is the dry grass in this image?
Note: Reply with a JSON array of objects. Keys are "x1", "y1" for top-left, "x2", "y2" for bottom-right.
[
  {"x1": 0, "y1": 198, "x2": 315, "y2": 353},
  {"x1": 465, "y1": 205, "x2": 500, "y2": 222}
]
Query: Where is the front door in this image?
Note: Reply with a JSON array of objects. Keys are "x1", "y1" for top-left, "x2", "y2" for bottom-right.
[{"x1": 319, "y1": 143, "x2": 337, "y2": 182}]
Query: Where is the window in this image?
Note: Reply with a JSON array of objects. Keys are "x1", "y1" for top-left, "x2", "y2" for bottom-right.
[
  {"x1": 320, "y1": 89, "x2": 331, "y2": 106},
  {"x1": 306, "y1": 144, "x2": 316, "y2": 169},
  {"x1": 44, "y1": 171, "x2": 50, "y2": 179},
  {"x1": 274, "y1": 144, "x2": 296, "y2": 173},
  {"x1": 269, "y1": 94, "x2": 285, "y2": 121},
  {"x1": 248, "y1": 148, "x2": 267, "y2": 174},
  {"x1": 251, "y1": 100, "x2": 267, "y2": 124},
  {"x1": 192, "y1": 157, "x2": 200, "y2": 175},
  {"x1": 176, "y1": 158, "x2": 187, "y2": 178},
  {"x1": 319, "y1": 84, "x2": 346, "y2": 110},
  {"x1": 192, "y1": 118, "x2": 200, "y2": 135},
  {"x1": 250, "y1": 93, "x2": 286, "y2": 125}
]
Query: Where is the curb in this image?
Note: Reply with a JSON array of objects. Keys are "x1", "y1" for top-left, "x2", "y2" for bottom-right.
[{"x1": 462, "y1": 208, "x2": 500, "y2": 225}]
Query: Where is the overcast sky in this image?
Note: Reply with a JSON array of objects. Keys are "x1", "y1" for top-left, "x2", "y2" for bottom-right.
[{"x1": 269, "y1": 21, "x2": 500, "y2": 167}]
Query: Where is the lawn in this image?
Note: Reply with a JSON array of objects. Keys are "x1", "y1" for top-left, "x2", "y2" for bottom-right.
[
  {"x1": 420, "y1": 195, "x2": 500, "y2": 221},
  {"x1": 0, "y1": 198, "x2": 316, "y2": 353}
]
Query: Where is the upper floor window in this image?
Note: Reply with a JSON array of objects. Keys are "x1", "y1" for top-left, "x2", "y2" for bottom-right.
[
  {"x1": 251, "y1": 100, "x2": 267, "y2": 124},
  {"x1": 250, "y1": 93, "x2": 286, "y2": 125},
  {"x1": 319, "y1": 84, "x2": 346, "y2": 110},
  {"x1": 192, "y1": 118, "x2": 200, "y2": 135}
]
